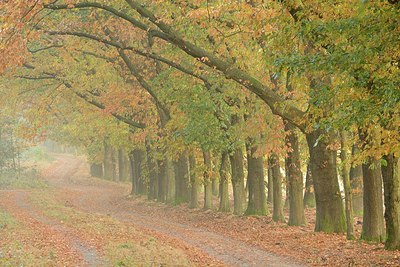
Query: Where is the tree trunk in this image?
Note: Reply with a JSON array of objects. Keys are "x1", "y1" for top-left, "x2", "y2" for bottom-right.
[
  {"x1": 230, "y1": 147, "x2": 246, "y2": 215},
  {"x1": 129, "y1": 152, "x2": 137, "y2": 195},
  {"x1": 358, "y1": 129, "x2": 385, "y2": 242},
  {"x1": 117, "y1": 148, "x2": 126, "y2": 182},
  {"x1": 340, "y1": 131, "x2": 355, "y2": 240},
  {"x1": 285, "y1": 122, "x2": 305, "y2": 225},
  {"x1": 132, "y1": 149, "x2": 146, "y2": 195},
  {"x1": 303, "y1": 162, "x2": 315, "y2": 208},
  {"x1": 267, "y1": 165, "x2": 273, "y2": 204},
  {"x1": 382, "y1": 154, "x2": 400, "y2": 250},
  {"x1": 189, "y1": 153, "x2": 198, "y2": 209},
  {"x1": 360, "y1": 158, "x2": 385, "y2": 242},
  {"x1": 90, "y1": 163, "x2": 103, "y2": 178},
  {"x1": 306, "y1": 130, "x2": 345, "y2": 233},
  {"x1": 245, "y1": 145, "x2": 267, "y2": 215},
  {"x1": 111, "y1": 148, "x2": 117, "y2": 181},
  {"x1": 158, "y1": 158, "x2": 167, "y2": 202},
  {"x1": 350, "y1": 145, "x2": 363, "y2": 215},
  {"x1": 166, "y1": 156, "x2": 175, "y2": 203},
  {"x1": 203, "y1": 151, "x2": 213, "y2": 210},
  {"x1": 212, "y1": 157, "x2": 219, "y2": 197},
  {"x1": 145, "y1": 141, "x2": 158, "y2": 200},
  {"x1": 271, "y1": 155, "x2": 285, "y2": 222},
  {"x1": 219, "y1": 152, "x2": 230, "y2": 212},
  {"x1": 103, "y1": 141, "x2": 114, "y2": 180},
  {"x1": 174, "y1": 152, "x2": 189, "y2": 204}
]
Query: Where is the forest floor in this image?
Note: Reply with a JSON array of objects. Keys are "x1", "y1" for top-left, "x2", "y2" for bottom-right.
[{"x1": 0, "y1": 154, "x2": 400, "y2": 266}]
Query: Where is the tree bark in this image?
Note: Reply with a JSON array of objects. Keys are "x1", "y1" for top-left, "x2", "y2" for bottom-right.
[
  {"x1": 103, "y1": 141, "x2": 114, "y2": 180},
  {"x1": 271, "y1": 155, "x2": 285, "y2": 222},
  {"x1": 350, "y1": 145, "x2": 363, "y2": 215},
  {"x1": 189, "y1": 153, "x2": 199, "y2": 209},
  {"x1": 285, "y1": 122, "x2": 305, "y2": 225},
  {"x1": 359, "y1": 130, "x2": 385, "y2": 242},
  {"x1": 360, "y1": 159, "x2": 385, "y2": 242},
  {"x1": 245, "y1": 145, "x2": 267, "y2": 215},
  {"x1": 382, "y1": 154, "x2": 400, "y2": 250},
  {"x1": 203, "y1": 151, "x2": 213, "y2": 210},
  {"x1": 117, "y1": 148, "x2": 123, "y2": 182},
  {"x1": 340, "y1": 131, "x2": 355, "y2": 240},
  {"x1": 174, "y1": 152, "x2": 189, "y2": 204},
  {"x1": 230, "y1": 146, "x2": 246, "y2": 215},
  {"x1": 306, "y1": 130, "x2": 345, "y2": 233},
  {"x1": 90, "y1": 163, "x2": 103, "y2": 178},
  {"x1": 267, "y1": 164, "x2": 273, "y2": 204},
  {"x1": 219, "y1": 152, "x2": 230, "y2": 212},
  {"x1": 303, "y1": 162, "x2": 315, "y2": 208},
  {"x1": 145, "y1": 141, "x2": 158, "y2": 200}
]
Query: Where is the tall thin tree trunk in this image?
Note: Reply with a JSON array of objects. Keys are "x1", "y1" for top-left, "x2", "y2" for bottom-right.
[
  {"x1": 117, "y1": 148, "x2": 123, "y2": 182},
  {"x1": 219, "y1": 152, "x2": 230, "y2": 212},
  {"x1": 267, "y1": 165, "x2": 273, "y2": 204},
  {"x1": 189, "y1": 153, "x2": 199, "y2": 209},
  {"x1": 271, "y1": 155, "x2": 285, "y2": 222},
  {"x1": 340, "y1": 131, "x2": 355, "y2": 240},
  {"x1": 303, "y1": 162, "x2": 315, "y2": 208},
  {"x1": 203, "y1": 151, "x2": 213, "y2": 210},
  {"x1": 350, "y1": 145, "x2": 363, "y2": 215}
]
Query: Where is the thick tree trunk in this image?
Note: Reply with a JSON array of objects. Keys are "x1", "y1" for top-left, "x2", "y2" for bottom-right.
[
  {"x1": 174, "y1": 153, "x2": 189, "y2": 204},
  {"x1": 306, "y1": 130, "x2": 345, "y2": 233},
  {"x1": 358, "y1": 129, "x2": 385, "y2": 242},
  {"x1": 350, "y1": 145, "x2": 363, "y2": 215},
  {"x1": 270, "y1": 155, "x2": 285, "y2": 222},
  {"x1": 245, "y1": 145, "x2": 267, "y2": 215},
  {"x1": 203, "y1": 151, "x2": 213, "y2": 210},
  {"x1": 267, "y1": 165, "x2": 273, "y2": 204},
  {"x1": 285, "y1": 122, "x2": 305, "y2": 225},
  {"x1": 340, "y1": 132, "x2": 355, "y2": 240},
  {"x1": 360, "y1": 159, "x2": 385, "y2": 242},
  {"x1": 219, "y1": 152, "x2": 230, "y2": 212},
  {"x1": 382, "y1": 154, "x2": 400, "y2": 250},
  {"x1": 303, "y1": 162, "x2": 315, "y2": 208},
  {"x1": 189, "y1": 153, "x2": 199, "y2": 209},
  {"x1": 90, "y1": 163, "x2": 103, "y2": 178},
  {"x1": 230, "y1": 147, "x2": 246, "y2": 215}
]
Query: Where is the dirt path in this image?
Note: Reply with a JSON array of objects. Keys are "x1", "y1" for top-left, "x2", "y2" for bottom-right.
[{"x1": 38, "y1": 154, "x2": 303, "y2": 266}]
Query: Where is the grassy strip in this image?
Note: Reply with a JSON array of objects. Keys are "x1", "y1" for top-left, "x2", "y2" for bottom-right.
[
  {"x1": 0, "y1": 209, "x2": 60, "y2": 266},
  {"x1": 29, "y1": 191, "x2": 193, "y2": 266},
  {"x1": 0, "y1": 170, "x2": 48, "y2": 190}
]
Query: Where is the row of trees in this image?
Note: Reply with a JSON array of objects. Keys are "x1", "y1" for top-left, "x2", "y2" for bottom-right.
[{"x1": 0, "y1": 0, "x2": 399, "y2": 249}]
